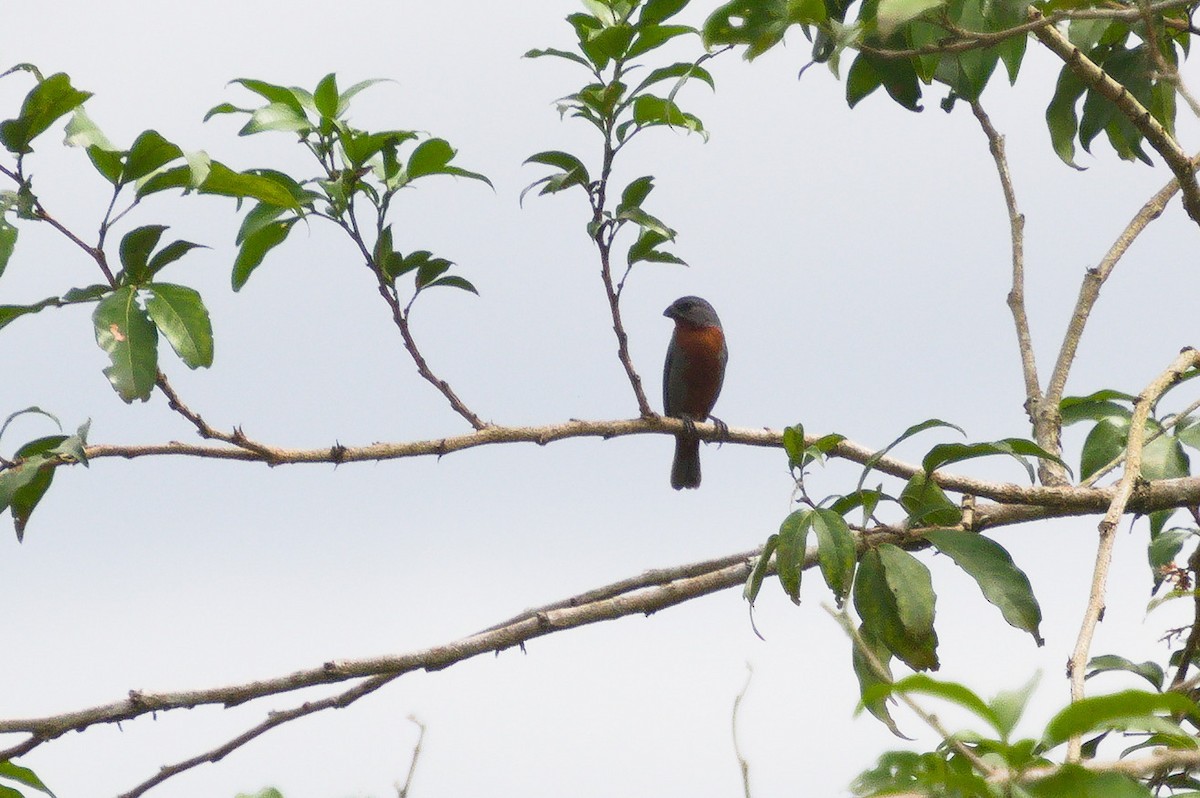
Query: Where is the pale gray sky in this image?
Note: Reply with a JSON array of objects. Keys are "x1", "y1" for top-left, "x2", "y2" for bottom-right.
[{"x1": 2, "y1": 2, "x2": 1199, "y2": 796}]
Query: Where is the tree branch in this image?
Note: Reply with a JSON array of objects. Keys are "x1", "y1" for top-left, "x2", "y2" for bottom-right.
[
  {"x1": 969, "y1": 100, "x2": 1060, "y2": 484},
  {"x1": 1030, "y1": 9, "x2": 1200, "y2": 226},
  {"x1": 1042, "y1": 152, "x2": 1200, "y2": 439},
  {"x1": 862, "y1": 0, "x2": 1195, "y2": 60},
  {"x1": 1066, "y1": 348, "x2": 1200, "y2": 760}
]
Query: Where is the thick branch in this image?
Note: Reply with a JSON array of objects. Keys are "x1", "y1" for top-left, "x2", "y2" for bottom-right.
[
  {"x1": 1066, "y1": 348, "x2": 1200, "y2": 760},
  {"x1": 1030, "y1": 10, "x2": 1200, "y2": 226},
  {"x1": 76, "y1": 418, "x2": 1200, "y2": 513}
]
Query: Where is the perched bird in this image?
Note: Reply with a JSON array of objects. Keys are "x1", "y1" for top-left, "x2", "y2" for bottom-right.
[{"x1": 662, "y1": 296, "x2": 728, "y2": 490}]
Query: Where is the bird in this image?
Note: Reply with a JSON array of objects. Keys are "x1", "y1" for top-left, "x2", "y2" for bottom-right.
[{"x1": 662, "y1": 296, "x2": 728, "y2": 490}]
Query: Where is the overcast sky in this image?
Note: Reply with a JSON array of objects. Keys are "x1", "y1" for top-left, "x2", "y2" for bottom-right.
[{"x1": 3, "y1": 2, "x2": 1200, "y2": 797}]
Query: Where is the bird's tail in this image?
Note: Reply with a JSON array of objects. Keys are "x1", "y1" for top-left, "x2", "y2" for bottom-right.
[{"x1": 671, "y1": 435, "x2": 702, "y2": 490}]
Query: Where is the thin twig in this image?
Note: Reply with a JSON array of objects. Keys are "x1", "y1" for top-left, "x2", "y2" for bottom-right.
[
  {"x1": 1081, "y1": 394, "x2": 1200, "y2": 487},
  {"x1": 154, "y1": 373, "x2": 281, "y2": 460},
  {"x1": 1030, "y1": 10, "x2": 1200, "y2": 226},
  {"x1": 1169, "y1": 542, "x2": 1200, "y2": 690},
  {"x1": 731, "y1": 665, "x2": 753, "y2": 798},
  {"x1": 969, "y1": 100, "x2": 1061, "y2": 484},
  {"x1": 396, "y1": 716, "x2": 426, "y2": 798},
  {"x1": 827, "y1": 605, "x2": 999, "y2": 779},
  {"x1": 117, "y1": 673, "x2": 400, "y2": 798},
  {"x1": 342, "y1": 223, "x2": 487, "y2": 430},
  {"x1": 1066, "y1": 348, "x2": 1200, "y2": 761},
  {"x1": 1043, "y1": 152, "x2": 1200, "y2": 440}
]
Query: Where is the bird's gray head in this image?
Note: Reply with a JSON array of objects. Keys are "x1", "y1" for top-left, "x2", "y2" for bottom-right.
[{"x1": 664, "y1": 296, "x2": 721, "y2": 329}]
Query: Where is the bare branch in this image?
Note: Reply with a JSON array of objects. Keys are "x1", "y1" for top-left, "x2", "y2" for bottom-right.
[
  {"x1": 731, "y1": 665, "x2": 753, "y2": 798},
  {"x1": 396, "y1": 716, "x2": 426, "y2": 798},
  {"x1": 827, "y1": 606, "x2": 998, "y2": 778},
  {"x1": 154, "y1": 373, "x2": 282, "y2": 460},
  {"x1": 1043, "y1": 153, "x2": 1200, "y2": 416},
  {"x1": 1030, "y1": 10, "x2": 1200, "y2": 226},
  {"x1": 117, "y1": 673, "x2": 399, "y2": 798},
  {"x1": 969, "y1": 100, "x2": 1061, "y2": 484},
  {"x1": 1066, "y1": 348, "x2": 1200, "y2": 760},
  {"x1": 75, "y1": 418, "x2": 1200, "y2": 514},
  {"x1": 997, "y1": 747, "x2": 1200, "y2": 785}
]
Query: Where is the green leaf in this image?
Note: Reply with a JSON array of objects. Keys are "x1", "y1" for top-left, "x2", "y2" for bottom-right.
[
  {"x1": 1086, "y1": 655, "x2": 1165, "y2": 691},
  {"x1": 0, "y1": 759, "x2": 55, "y2": 796},
  {"x1": 704, "y1": 0, "x2": 815, "y2": 58},
  {"x1": 145, "y1": 240, "x2": 206, "y2": 280},
  {"x1": 627, "y1": 24, "x2": 695, "y2": 58},
  {"x1": 0, "y1": 73, "x2": 92, "y2": 154},
  {"x1": 617, "y1": 175, "x2": 655, "y2": 213},
  {"x1": 925, "y1": 529, "x2": 1043, "y2": 645},
  {"x1": 408, "y1": 138, "x2": 454, "y2": 178},
  {"x1": 922, "y1": 438, "x2": 1072, "y2": 483},
  {"x1": 424, "y1": 275, "x2": 479, "y2": 295},
  {"x1": 632, "y1": 95, "x2": 705, "y2": 136},
  {"x1": 1149, "y1": 526, "x2": 1193, "y2": 589},
  {"x1": 876, "y1": 0, "x2": 947, "y2": 36},
  {"x1": 63, "y1": 106, "x2": 115, "y2": 150},
  {"x1": 1080, "y1": 417, "x2": 1128, "y2": 481},
  {"x1": 0, "y1": 214, "x2": 17, "y2": 279},
  {"x1": 626, "y1": 227, "x2": 686, "y2": 266},
  {"x1": 846, "y1": 52, "x2": 884, "y2": 107},
  {"x1": 118, "y1": 225, "x2": 168, "y2": 284},
  {"x1": 229, "y1": 78, "x2": 306, "y2": 114},
  {"x1": 1042, "y1": 689, "x2": 1199, "y2": 748},
  {"x1": 144, "y1": 283, "x2": 213, "y2": 369},
  {"x1": 1060, "y1": 390, "x2": 1134, "y2": 425},
  {"x1": 744, "y1": 533, "x2": 779, "y2": 605},
  {"x1": 630, "y1": 62, "x2": 716, "y2": 96},
  {"x1": 1143, "y1": 431, "x2": 1190, "y2": 480},
  {"x1": 9, "y1": 456, "x2": 54, "y2": 542},
  {"x1": 851, "y1": 624, "x2": 904, "y2": 736},
  {"x1": 811, "y1": 508, "x2": 856, "y2": 603},
  {"x1": 239, "y1": 102, "x2": 311, "y2": 136},
  {"x1": 616, "y1": 206, "x2": 675, "y2": 239},
  {"x1": 1046, "y1": 64, "x2": 1088, "y2": 169},
  {"x1": 92, "y1": 285, "x2": 158, "y2": 402},
  {"x1": 857, "y1": 418, "x2": 964, "y2": 490},
  {"x1": 415, "y1": 257, "x2": 452, "y2": 290},
  {"x1": 0, "y1": 297, "x2": 60, "y2": 331},
  {"x1": 313, "y1": 72, "x2": 339, "y2": 119},
  {"x1": 855, "y1": 544, "x2": 940, "y2": 671},
  {"x1": 232, "y1": 218, "x2": 298, "y2": 291},
  {"x1": 989, "y1": 672, "x2": 1041, "y2": 739},
  {"x1": 783, "y1": 424, "x2": 805, "y2": 470},
  {"x1": 776, "y1": 509, "x2": 811, "y2": 603},
  {"x1": 198, "y1": 162, "x2": 303, "y2": 211},
  {"x1": 0, "y1": 407, "x2": 61, "y2": 444},
  {"x1": 61, "y1": 284, "x2": 110, "y2": 303},
  {"x1": 121, "y1": 130, "x2": 182, "y2": 183},
  {"x1": 524, "y1": 151, "x2": 592, "y2": 186},
  {"x1": 524, "y1": 47, "x2": 597, "y2": 71},
  {"x1": 640, "y1": 0, "x2": 689, "y2": 25},
  {"x1": 863, "y1": 673, "x2": 1000, "y2": 733},
  {"x1": 899, "y1": 472, "x2": 962, "y2": 527}
]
